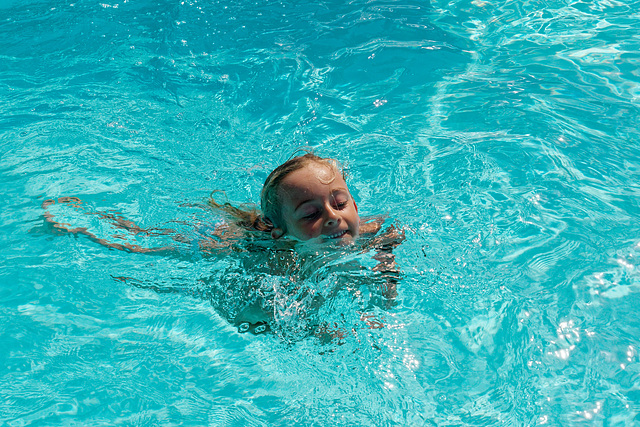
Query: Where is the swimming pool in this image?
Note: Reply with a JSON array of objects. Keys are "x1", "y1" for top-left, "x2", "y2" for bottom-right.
[{"x1": 2, "y1": 0, "x2": 640, "y2": 424}]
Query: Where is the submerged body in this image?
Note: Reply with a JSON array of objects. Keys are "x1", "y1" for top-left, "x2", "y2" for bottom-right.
[{"x1": 41, "y1": 153, "x2": 404, "y2": 339}]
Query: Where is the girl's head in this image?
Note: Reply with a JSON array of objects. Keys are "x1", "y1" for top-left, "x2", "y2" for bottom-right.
[{"x1": 261, "y1": 153, "x2": 360, "y2": 243}]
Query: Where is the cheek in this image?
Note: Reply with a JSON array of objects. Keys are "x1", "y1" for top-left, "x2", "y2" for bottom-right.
[
  {"x1": 286, "y1": 219, "x2": 318, "y2": 239},
  {"x1": 350, "y1": 213, "x2": 361, "y2": 233},
  {"x1": 300, "y1": 221, "x2": 323, "y2": 239},
  {"x1": 304, "y1": 221, "x2": 322, "y2": 235}
]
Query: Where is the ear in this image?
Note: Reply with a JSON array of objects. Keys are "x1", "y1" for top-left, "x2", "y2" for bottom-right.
[{"x1": 271, "y1": 228, "x2": 285, "y2": 239}]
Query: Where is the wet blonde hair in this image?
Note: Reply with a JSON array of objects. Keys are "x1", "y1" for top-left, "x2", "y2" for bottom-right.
[{"x1": 208, "y1": 153, "x2": 345, "y2": 234}]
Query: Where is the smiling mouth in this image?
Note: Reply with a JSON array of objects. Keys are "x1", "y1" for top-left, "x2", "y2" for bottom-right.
[{"x1": 326, "y1": 230, "x2": 348, "y2": 239}]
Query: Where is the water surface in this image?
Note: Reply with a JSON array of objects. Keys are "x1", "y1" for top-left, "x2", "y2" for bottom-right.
[{"x1": 2, "y1": 0, "x2": 640, "y2": 424}]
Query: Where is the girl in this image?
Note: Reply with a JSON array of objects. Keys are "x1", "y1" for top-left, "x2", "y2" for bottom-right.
[{"x1": 41, "y1": 153, "x2": 403, "y2": 338}]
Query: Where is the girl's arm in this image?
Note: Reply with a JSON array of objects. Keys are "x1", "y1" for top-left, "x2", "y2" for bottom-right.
[
  {"x1": 42, "y1": 197, "x2": 182, "y2": 255},
  {"x1": 41, "y1": 197, "x2": 282, "y2": 257}
]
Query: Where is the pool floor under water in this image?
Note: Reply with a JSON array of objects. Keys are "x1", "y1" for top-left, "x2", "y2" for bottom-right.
[{"x1": 2, "y1": 0, "x2": 640, "y2": 424}]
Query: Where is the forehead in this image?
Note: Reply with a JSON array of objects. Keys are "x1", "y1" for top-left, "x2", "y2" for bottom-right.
[{"x1": 278, "y1": 163, "x2": 348, "y2": 199}]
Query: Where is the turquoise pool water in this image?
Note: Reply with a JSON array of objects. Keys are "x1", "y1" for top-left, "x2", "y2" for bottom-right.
[{"x1": 2, "y1": 0, "x2": 640, "y2": 424}]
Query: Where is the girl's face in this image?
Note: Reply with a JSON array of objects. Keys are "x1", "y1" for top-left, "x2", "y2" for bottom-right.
[{"x1": 275, "y1": 163, "x2": 360, "y2": 243}]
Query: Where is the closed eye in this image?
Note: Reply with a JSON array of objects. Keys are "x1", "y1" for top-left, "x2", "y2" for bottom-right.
[{"x1": 303, "y1": 211, "x2": 320, "y2": 220}]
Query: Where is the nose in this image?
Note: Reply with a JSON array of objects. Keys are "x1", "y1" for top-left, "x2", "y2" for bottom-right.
[{"x1": 324, "y1": 205, "x2": 340, "y2": 227}]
